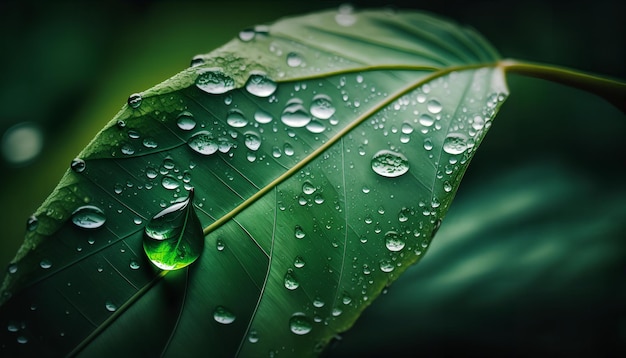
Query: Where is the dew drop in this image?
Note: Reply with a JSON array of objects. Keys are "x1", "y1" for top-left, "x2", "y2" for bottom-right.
[
  {"x1": 313, "y1": 297, "x2": 325, "y2": 308},
  {"x1": 443, "y1": 133, "x2": 468, "y2": 155},
  {"x1": 427, "y1": 99, "x2": 442, "y2": 114},
  {"x1": 371, "y1": 150, "x2": 409, "y2": 178},
  {"x1": 248, "y1": 330, "x2": 259, "y2": 343},
  {"x1": 245, "y1": 73, "x2": 277, "y2": 97},
  {"x1": 17, "y1": 336, "x2": 28, "y2": 344},
  {"x1": 176, "y1": 111, "x2": 197, "y2": 131},
  {"x1": 7, "y1": 263, "x2": 17, "y2": 274},
  {"x1": 419, "y1": 113, "x2": 434, "y2": 127},
  {"x1": 443, "y1": 181, "x2": 452, "y2": 193},
  {"x1": 128, "y1": 93, "x2": 142, "y2": 109},
  {"x1": 26, "y1": 215, "x2": 38, "y2": 232},
  {"x1": 289, "y1": 314, "x2": 312, "y2": 335},
  {"x1": 310, "y1": 94, "x2": 335, "y2": 120},
  {"x1": 294, "y1": 225, "x2": 305, "y2": 239},
  {"x1": 39, "y1": 259, "x2": 52, "y2": 269},
  {"x1": 281, "y1": 101, "x2": 311, "y2": 128},
  {"x1": 306, "y1": 120, "x2": 326, "y2": 133},
  {"x1": 189, "y1": 55, "x2": 204, "y2": 67},
  {"x1": 342, "y1": 293, "x2": 352, "y2": 305},
  {"x1": 385, "y1": 231, "x2": 405, "y2": 252},
  {"x1": 142, "y1": 138, "x2": 157, "y2": 149},
  {"x1": 71, "y1": 158, "x2": 86, "y2": 173},
  {"x1": 254, "y1": 109, "x2": 273, "y2": 124},
  {"x1": 244, "y1": 131, "x2": 262, "y2": 151},
  {"x1": 213, "y1": 305, "x2": 236, "y2": 324},
  {"x1": 72, "y1": 206, "x2": 106, "y2": 229},
  {"x1": 472, "y1": 115, "x2": 485, "y2": 130},
  {"x1": 195, "y1": 68, "x2": 235, "y2": 94},
  {"x1": 294, "y1": 256, "x2": 305, "y2": 268},
  {"x1": 286, "y1": 52, "x2": 303, "y2": 67},
  {"x1": 284, "y1": 271, "x2": 299, "y2": 290},
  {"x1": 226, "y1": 109, "x2": 248, "y2": 128},
  {"x1": 283, "y1": 143, "x2": 294, "y2": 156},
  {"x1": 105, "y1": 301, "x2": 117, "y2": 312},
  {"x1": 216, "y1": 239, "x2": 225, "y2": 251},
  {"x1": 161, "y1": 175, "x2": 180, "y2": 190},
  {"x1": 188, "y1": 131, "x2": 218, "y2": 155},
  {"x1": 423, "y1": 138, "x2": 433, "y2": 151},
  {"x1": 121, "y1": 144, "x2": 135, "y2": 155},
  {"x1": 129, "y1": 260, "x2": 140, "y2": 270},
  {"x1": 302, "y1": 181, "x2": 316, "y2": 195},
  {"x1": 401, "y1": 122, "x2": 414, "y2": 134},
  {"x1": 143, "y1": 188, "x2": 204, "y2": 270},
  {"x1": 238, "y1": 28, "x2": 255, "y2": 42},
  {"x1": 379, "y1": 259, "x2": 394, "y2": 273}
]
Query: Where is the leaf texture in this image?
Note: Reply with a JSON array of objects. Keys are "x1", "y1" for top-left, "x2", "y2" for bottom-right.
[{"x1": 0, "y1": 7, "x2": 508, "y2": 357}]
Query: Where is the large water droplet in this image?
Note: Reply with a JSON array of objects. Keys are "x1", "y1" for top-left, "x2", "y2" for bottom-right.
[
  {"x1": 286, "y1": 52, "x2": 303, "y2": 67},
  {"x1": 226, "y1": 109, "x2": 248, "y2": 128},
  {"x1": 371, "y1": 150, "x2": 409, "y2": 178},
  {"x1": 443, "y1": 133, "x2": 468, "y2": 154},
  {"x1": 379, "y1": 259, "x2": 394, "y2": 273},
  {"x1": 71, "y1": 158, "x2": 86, "y2": 173},
  {"x1": 177, "y1": 111, "x2": 196, "y2": 131},
  {"x1": 310, "y1": 94, "x2": 335, "y2": 119},
  {"x1": 213, "y1": 306, "x2": 236, "y2": 324},
  {"x1": 427, "y1": 99, "x2": 442, "y2": 114},
  {"x1": 245, "y1": 73, "x2": 277, "y2": 97},
  {"x1": 384, "y1": 231, "x2": 405, "y2": 252},
  {"x1": 254, "y1": 109, "x2": 273, "y2": 124},
  {"x1": 128, "y1": 93, "x2": 142, "y2": 109},
  {"x1": 244, "y1": 131, "x2": 262, "y2": 151},
  {"x1": 188, "y1": 131, "x2": 218, "y2": 155},
  {"x1": 143, "y1": 188, "x2": 204, "y2": 270},
  {"x1": 281, "y1": 100, "x2": 311, "y2": 128},
  {"x1": 195, "y1": 68, "x2": 235, "y2": 94},
  {"x1": 72, "y1": 206, "x2": 106, "y2": 229},
  {"x1": 289, "y1": 314, "x2": 312, "y2": 335}
]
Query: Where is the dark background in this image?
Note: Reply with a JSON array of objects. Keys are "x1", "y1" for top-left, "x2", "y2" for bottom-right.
[{"x1": 1, "y1": 0, "x2": 624, "y2": 356}]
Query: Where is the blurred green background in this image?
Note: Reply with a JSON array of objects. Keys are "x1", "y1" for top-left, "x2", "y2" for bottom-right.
[{"x1": 0, "y1": 0, "x2": 624, "y2": 356}]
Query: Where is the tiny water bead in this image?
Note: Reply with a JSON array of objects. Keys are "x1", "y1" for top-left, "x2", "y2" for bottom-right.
[
  {"x1": 143, "y1": 188, "x2": 204, "y2": 270},
  {"x1": 195, "y1": 68, "x2": 235, "y2": 94},
  {"x1": 245, "y1": 73, "x2": 277, "y2": 97},
  {"x1": 310, "y1": 94, "x2": 335, "y2": 119},
  {"x1": 371, "y1": 150, "x2": 409, "y2": 178},
  {"x1": 188, "y1": 131, "x2": 218, "y2": 155},
  {"x1": 71, "y1": 158, "x2": 86, "y2": 173},
  {"x1": 71, "y1": 206, "x2": 106, "y2": 229},
  {"x1": 289, "y1": 314, "x2": 312, "y2": 335},
  {"x1": 286, "y1": 52, "x2": 303, "y2": 67},
  {"x1": 176, "y1": 111, "x2": 197, "y2": 130},
  {"x1": 442, "y1": 133, "x2": 469, "y2": 155},
  {"x1": 213, "y1": 306, "x2": 236, "y2": 324},
  {"x1": 127, "y1": 93, "x2": 142, "y2": 109},
  {"x1": 226, "y1": 109, "x2": 248, "y2": 128}
]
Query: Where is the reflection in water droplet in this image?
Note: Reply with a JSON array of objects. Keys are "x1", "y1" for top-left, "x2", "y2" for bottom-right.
[
  {"x1": 161, "y1": 175, "x2": 180, "y2": 190},
  {"x1": 385, "y1": 231, "x2": 405, "y2": 252},
  {"x1": 342, "y1": 293, "x2": 352, "y2": 305},
  {"x1": 142, "y1": 138, "x2": 157, "y2": 148},
  {"x1": 71, "y1": 158, "x2": 86, "y2": 173},
  {"x1": 281, "y1": 101, "x2": 311, "y2": 128},
  {"x1": 17, "y1": 336, "x2": 28, "y2": 344},
  {"x1": 427, "y1": 99, "x2": 442, "y2": 114},
  {"x1": 379, "y1": 259, "x2": 394, "y2": 272},
  {"x1": 472, "y1": 115, "x2": 485, "y2": 130},
  {"x1": 371, "y1": 150, "x2": 409, "y2": 178},
  {"x1": 254, "y1": 109, "x2": 273, "y2": 124},
  {"x1": 283, "y1": 143, "x2": 294, "y2": 156},
  {"x1": 335, "y1": 4, "x2": 356, "y2": 26},
  {"x1": 306, "y1": 120, "x2": 326, "y2": 133},
  {"x1": 419, "y1": 113, "x2": 434, "y2": 127},
  {"x1": 105, "y1": 301, "x2": 117, "y2": 312},
  {"x1": 143, "y1": 189, "x2": 204, "y2": 270},
  {"x1": 289, "y1": 314, "x2": 312, "y2": 335},
  {"x1": 121, "y1": 144, "x2": 135, "y2": 155},
  {"x1": 195, "y1": 69, "x2": 235, "y2": 94},
  {"x1": 72, "y1": 206, "x2": 106, "y2": 229},
  {"x1": 188, "y1": 131, "x2": 218, "y2": 155},
  {"x1": 313, "y1": 297, "x2": 325, "y2": 307},
  {"x1": 238, "y1": 28, "x2": 255, "y2": 42},
  {"x1": 310, "y1": 94, "x2": 335, "y2": 119},
  {"x1": 226, "y1": 109, "x2": 248, "y2": 128},
  {"x1": 286, "y1": 52, "x2": 303, "y2": 67},
  {"x1": 213, "y1": 306, "x2": 236, "y2": 324},
  {"x1": 128, "y1": 93, "x2": 142, "y2": 109},
  {"x1": 245, "y1": 73, "x2": 277, "y2": 97},
  {"x1": 189, "y1": 55, "x2": 204, "y2": 67},
  {"x1": 295, "y1": 225, "x2": 305, "y2": 239},
  {"x1": 443, "y1": 181, "x2": 452, "y2": 192},
  {"x1": 177, "y1": 111, "x2": 196, "y2": 131},
  {"x1": 129, "y1": 260, "x2": 140, "y2": 270},
  {"x1": 302, "y1": 181, "x2": 316, "y2": 195},
  {"x1": 294, "y1": 256, "x2": 305, "y2": 268},
  {"x1": 40, "y1": 259, "x2": 52, "y2": 269},
  {"x1": 284, "y1": 271, "x2": 299, "y2": 290},
  {"x1": 423, "y1": 138, "x2": 433, "y2": 151},
  {"x1": 401, "y1": 122, "x2": 414, "y2": 134},
  {"x1": 443, "y1": 133, "x2": 468, "y2": 154},
  {"x1": 244, "y1": 131, "x2": 262, "y2": 151}
]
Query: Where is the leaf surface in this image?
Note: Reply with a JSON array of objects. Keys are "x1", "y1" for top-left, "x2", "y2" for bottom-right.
[{"x1": 0, "y1": 7, "x2": 507, "y2": 357}]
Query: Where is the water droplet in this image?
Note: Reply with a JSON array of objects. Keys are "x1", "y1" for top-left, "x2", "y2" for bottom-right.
[
  {"x1": 306, "y1": 120, "x2": 326, "y2": 133},
  {"x1": 188, "y1": 131, "x2": 218, "y2": 155},
  {"x1": 310, "y1": 94, "x2": 335, "y2": 119},
  {"x1": 129, "y1": 260, "x2": 140, "y2": 270},
  {"x1": 26, "y1": 215, "x2": 38, "y2": 231},
  {"x1": 314, "y1": 194, "x2": 324, "y2": 204},
  {"x1": 7, "y1": 263, "x2": 17, "y2": 274},
  {"x1": 128, "y1": 93, "x2": 142, "y2": 109},
  {"x1": 295, "y1": 225, "x2": 305, "y2": 239},
  {"x1": 248, "y1": 330, "x2": 259, "y2": 343},
  {"x1": 335, "y1": 4, "x2": 356, "y2": 26},
  {"x1": 385, "y1": 231, "x2": 405, "y2": 252},
  {"x1": 283, "y1": 143, "x2": 294, "y2": 156},
  {"x1": 121, "y1": 144, "x2": 135, "y2": 155},
  {"x1": 401, "y1": 122, "x2": 414, "y2": 134},
  {"x1": 226, "y1": 109, "x2": 248, "y2": 128},
  {"x1": 398, "y1": 208, "x2": 410, "y2": 222},
  {"x1": 371, "y1": 150, "x2": 409, "y2": 178},
  {"x1": 419, "y1": 113, "x2": 434, "y2": 127},
  {"x1": 142, "y1": 138, "x2": 157, "y2": 148},
  {"x1": 213, "y1": 306, "x2": 236, "y2": 324},
  {"x1": 443, "y1": 181, "x2": 452, "y2": 193},
  {"x1": 189, "y1": 55, "x2": 204, "y2": 67},
  {"x1": 39, "y1": 259, "x2": 52, "y2": 269},
  {"x1": 177, "y1": 111, "x2": 196, "y2": 131},
  {"x1": 216, "y1": 239, "x2": 225, "y2": 251},
  {"x1": 284, "y1": 271, "x2": 299, "y2": 290},
  {"x1": 105, "y1": 301, "x2": 117, "y2": 312},
  {"x1": 427, "y1": 99, "x2": 442, "y2": 114},
  {"x1": 254, "y1": 109, "x2": 273, "y2": 124},
  {"x1": 443, "y1": 133, "x2": 468, "y2": 154},
  {"x1": 244, "y1": 131, "x2": 262, "y2": 151},
  {"x1": 195, "y1": 68, "x2": 235, "y2": 94},
  {"x1": 286, "y1": 52, "x2": 303, "y2": 67},
  {"x1": 472, "y1": 115, "x2": 485, "y2": 130},
  {"x1": 245, "y1": 73, "x2": 277, "y2": 97},
  {"x1": 72, "y1": 206, "x2": 106, "y2": 229},
  {"x1": 281, "y1": 101, "x2": 311, "y2": 128},
  {"x1": 294, "y1": 256, "x2": 305, "y2": 268},
  {"x1": 238, "y1": 28, "x2": 255, "y2": 42},
  {"x1": 379, "y1": 259, "x2": 394, "y2": 273},
  {"x1": 161, "y1": 175, "x2": 180, "y2": 190},
  {"x1": 17, "y1": 336, "x2": 28, "y2": 344},
  {"x1": 143, "y1": 188, "x2": 204, "y2": 270},
  {"x1": 71, "y1": 158, "x2": 86, "y2": 173},
  {"x1": 302, "y1": 181, "x2": 316, "y2": 195},
  {"x1": 289, "y1": 314, "x2": 312, "y2": 335}
]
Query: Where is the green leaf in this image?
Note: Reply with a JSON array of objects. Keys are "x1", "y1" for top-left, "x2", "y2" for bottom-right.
[{"x1": 0, "y1": 7, "x2": 508, "y2": 357}]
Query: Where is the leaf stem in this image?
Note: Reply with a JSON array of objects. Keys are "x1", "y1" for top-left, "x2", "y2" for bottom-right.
[{"x1": 499, "y1": 59, "x2": 626, "y2": 113}]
